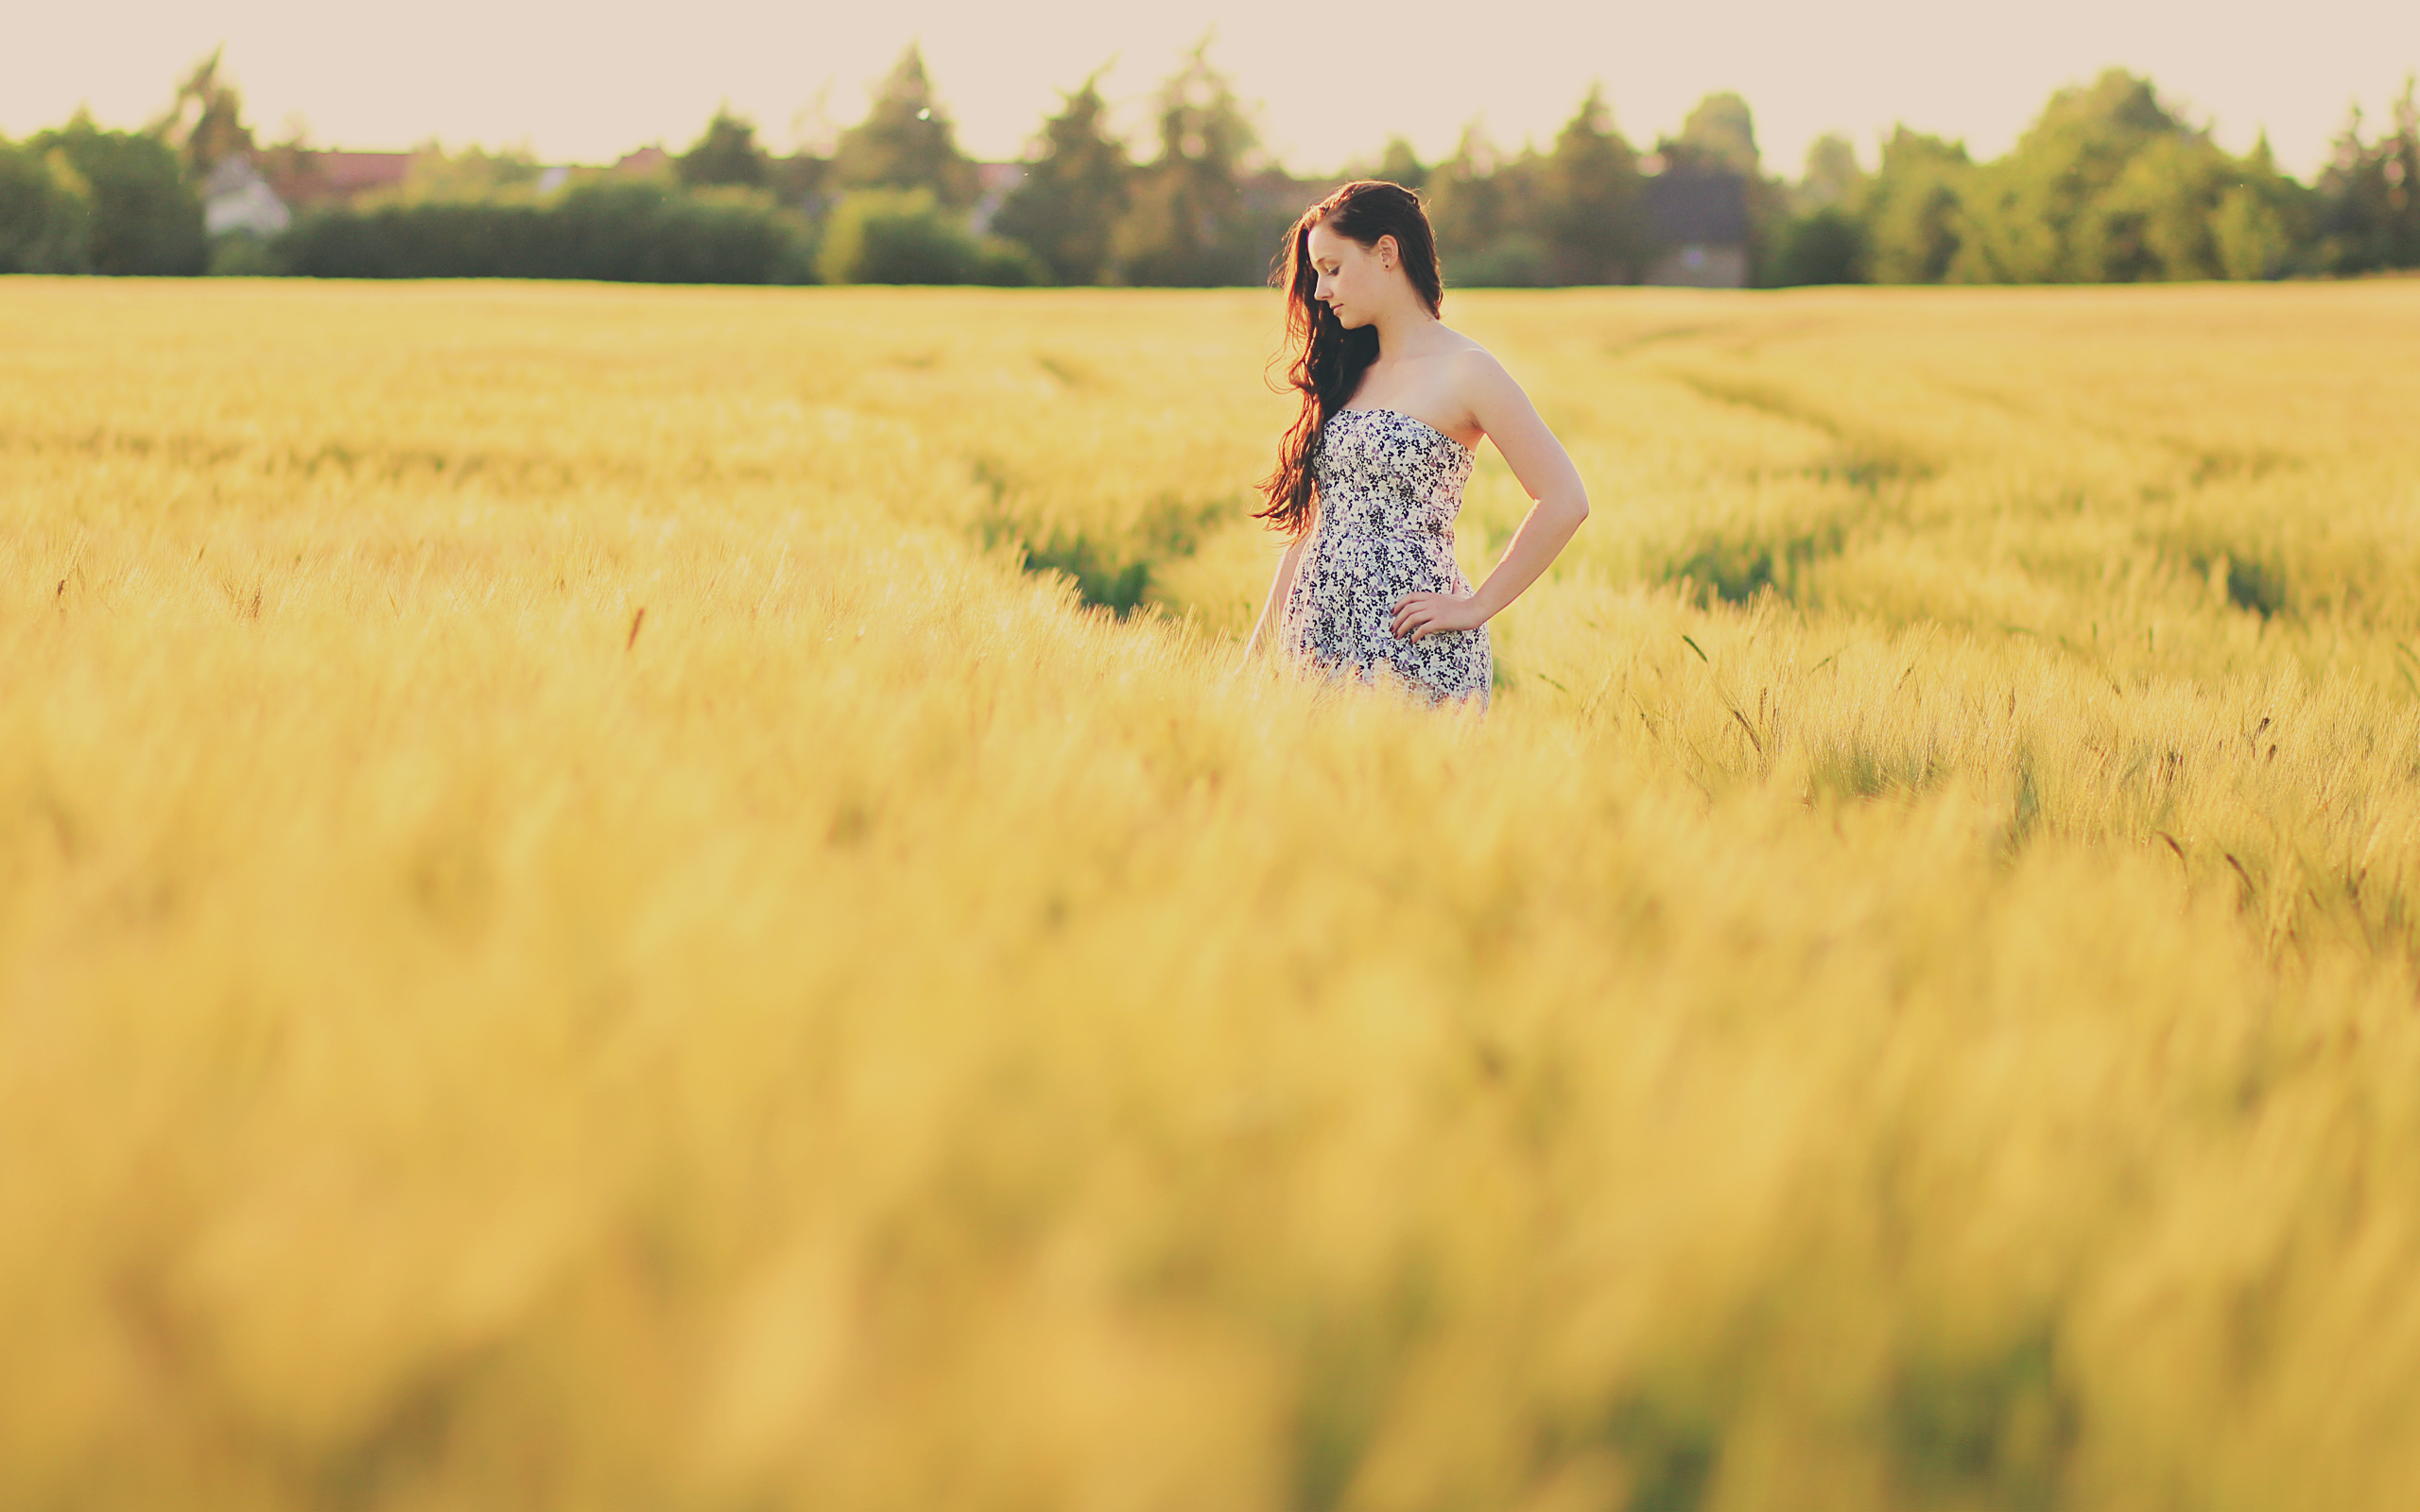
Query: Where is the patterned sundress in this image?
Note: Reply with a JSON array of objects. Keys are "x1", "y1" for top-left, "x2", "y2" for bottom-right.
[{"x1": 1281, "y1": 406, "x2": 1493, "y2": 706}]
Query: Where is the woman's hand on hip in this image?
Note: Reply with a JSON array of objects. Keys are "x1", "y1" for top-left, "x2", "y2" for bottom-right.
[{"x1": 1391, "y1": 591, "x2": 1488, "y2": 642}]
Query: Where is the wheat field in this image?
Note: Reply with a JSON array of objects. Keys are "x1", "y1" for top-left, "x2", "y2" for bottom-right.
[{"x1": 5, "y1": 275, "x2": 2420, "y2": 1511}]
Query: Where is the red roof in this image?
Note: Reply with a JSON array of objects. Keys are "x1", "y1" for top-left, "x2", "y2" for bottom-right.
[{"x1": 265, "y1": 149, "x2": 414, "y2": 207}]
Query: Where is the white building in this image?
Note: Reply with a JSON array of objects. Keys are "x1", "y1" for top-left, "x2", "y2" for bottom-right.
[{"x1": 203, "y1": 156, "x2": 290, "y2": 239}]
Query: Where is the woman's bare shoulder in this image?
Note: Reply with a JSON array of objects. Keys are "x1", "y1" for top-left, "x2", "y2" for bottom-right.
[
  {"x1": 1431, "y1": 333, "x2": 1523, "y2": 402},
  {"x1": 1427, "y1": 321, "x2": 1493, "y2": 358},
  {"x1": 1425, "y1": 326, "x2": 1507, "y2": 377}
]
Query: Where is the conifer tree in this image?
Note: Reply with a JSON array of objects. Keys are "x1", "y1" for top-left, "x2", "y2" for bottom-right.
[
  {"x1": 994, "y1": 73, "x2": 1130, "y2": 285},
  {"x1": 1425, "y1": 125, "x2": 1508, "y2": 266},
  {"x1": 833, "y1": 45, "x2": 977, "y2": 210},
  {"x1": 1115, "y1": 40, "x2": 1262, "y2": 286},
  {"x1": 1543, "y1": 86, "x2": 1648, "y2": 284},
  {"x1": 1374, "y1": 137, "x2": 1427, "y2": 191},
  {"x1": 678, "y1": 108, "x2": 770, "y2": 190}
]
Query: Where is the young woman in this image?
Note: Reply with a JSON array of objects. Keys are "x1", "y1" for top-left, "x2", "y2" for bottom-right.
[{"x1": 1243, "y1": 180, "x2": 1590, "y2": 706}]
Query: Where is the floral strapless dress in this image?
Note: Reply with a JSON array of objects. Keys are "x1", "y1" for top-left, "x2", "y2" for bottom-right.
[{"x1": 1282, "y1": 407, "x2": 1492, "y2": 706}]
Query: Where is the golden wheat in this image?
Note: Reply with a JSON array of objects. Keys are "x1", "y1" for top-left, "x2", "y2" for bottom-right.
[{"x1": 4, "y1": 275, "x2": 2419, "y2": 1511}]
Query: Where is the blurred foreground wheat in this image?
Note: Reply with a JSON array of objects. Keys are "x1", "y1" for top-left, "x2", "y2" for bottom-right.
[{"x1": 5, "y1": 278, "x2": 2420, "y2": 1510}]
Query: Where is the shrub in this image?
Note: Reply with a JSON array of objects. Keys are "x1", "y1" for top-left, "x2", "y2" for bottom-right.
[
  {"x1": 1448, "y1": 232, "x2": 1552, "y2": 288},
  {"x1": 818, "y1": 188, "x2": 1042, "y2": 285},
  {"x1": 276, "y1": 180, "x2": 814, "y2": 284},
  {"x1": 551, "y1": 181, "x2": 807, "y2": 284},
  {"x1": 970, "y1": 235, "x2": 1046, "y2": 286},
  {"x1": 1769, "y1": 206, "x2": 1868, "y2": 285},
  {"x1": 206, "y1": 230, "x2": 280, "y2": 277}
]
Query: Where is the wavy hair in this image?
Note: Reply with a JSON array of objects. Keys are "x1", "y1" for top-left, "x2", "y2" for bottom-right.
[{"x1": 1254, "y1": 180, "x2": 1444, "y2": 536}]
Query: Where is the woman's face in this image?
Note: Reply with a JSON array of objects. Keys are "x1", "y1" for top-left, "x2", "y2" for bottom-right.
[{"x1": 1306, "y1": 220, "x2": 1399, "y2": 329}]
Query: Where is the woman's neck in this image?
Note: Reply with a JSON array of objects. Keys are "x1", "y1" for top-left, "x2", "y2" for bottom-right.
[{"x1": 1371, "y1": 300, "x2": 1437, "y2": 360}]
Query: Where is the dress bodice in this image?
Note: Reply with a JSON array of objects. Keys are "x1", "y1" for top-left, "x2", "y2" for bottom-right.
[{"x1": 1310, "y1": 408, "x2": 1477, "y2": 541}]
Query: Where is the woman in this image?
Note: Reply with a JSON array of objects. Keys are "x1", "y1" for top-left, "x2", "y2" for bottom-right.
[{"x1": 1244, "y1": 180, "x2": 1590, "y2": 706}]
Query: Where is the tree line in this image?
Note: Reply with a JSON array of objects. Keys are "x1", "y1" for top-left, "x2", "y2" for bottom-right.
[
  {"x1": 3, "y1": 46, "x2": 2414, "y2": 285},
  {"x1": 1772, "y1": 71, "x2": 2419, "y2": 284}
]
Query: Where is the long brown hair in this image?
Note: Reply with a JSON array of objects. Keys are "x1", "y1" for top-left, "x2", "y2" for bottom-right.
[{"x1": 1254, "y1": 180, "x2": 1444, "y2": 536}]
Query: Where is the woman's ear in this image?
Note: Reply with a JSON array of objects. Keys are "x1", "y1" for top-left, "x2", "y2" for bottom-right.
[{"x1": 1374, "y1": 233, "x2": 1399, "y2": 272}]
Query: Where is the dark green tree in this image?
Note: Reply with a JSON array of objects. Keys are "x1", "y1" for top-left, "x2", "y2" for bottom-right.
[
  {"x1": 2314, "y1": 80, "x2": 2420, "y2": 272},
  {"x1": 1672, "y1": 91, "x2": 1759, "y2": 179},
  {"x1": 0, "y1": 138, "x2": 94, "y2": 272},
  {"x1": 2206, "y1": 133, "x2": 2305, "y2": 280},
  {"x1": 1769, "y1": 209, "x2": 1866, "y2": 284},
  {"x1": 1115, "y1": 40, "x2": 1263, "y2": 286},
  {"x1": 150, "y1": 48, "x2": 256, "y2": 175},
  {"x1": 1772, "y1": 136, "x2": 1871, "y2": 284},
  {"x1": 1426, "y1": 127, "x2": 1551, "y2": 286},
  {"x1": 2092, "y1": 131, "x2": 2243, "y2": 280},
  {"x1": 1426, "y1": 128, "x2": 1508, "y2": 264},
  {"x1": 993, "y1": 72, "x2": 1130, "y2": 285},
  {"x1": 832, "y1": 46, "x2": 977, "y2": 210},
  {"x1": 29, "y1": 116, "x2": 204, "y2": 274},
  {"x1": 1543, "y1": 86, "x2": 1649, "y2": 284},
  {"x1": 678, "y1": 108, "x2": 771, "y2": 190}
]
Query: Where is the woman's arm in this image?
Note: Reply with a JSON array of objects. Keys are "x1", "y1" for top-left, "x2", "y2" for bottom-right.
[
  {"x1": 1391, "y1": 353, "x2": 1589, "y2": 643},
  {"x1": 1244, "y1": 526, "x2": 1313, "y2": 660}
]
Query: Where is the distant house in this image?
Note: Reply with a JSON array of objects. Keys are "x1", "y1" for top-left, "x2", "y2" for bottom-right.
[
  {"x1": 202, "y1": 156, "x2": 289, "y2": 238},
  {"x1": 1645, "y1": 169, "x2": 1751, "y2": 287},
  {"x1": 613, "y1": 146, "x2": 671, "y2": 179},
  {"x1": 191, "y1": 148, "x2": 419, "y2": 241},
  {"x1": 265, "y1": 149, "x2": 415, "y2": 210},
  {"x1": 198, "y1": 144, "x2": 688, "y2": 245}
]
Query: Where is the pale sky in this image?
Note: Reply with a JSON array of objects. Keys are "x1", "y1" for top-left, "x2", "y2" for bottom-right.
[{"x1": 15, "y1": 0, "x2": 2418, "y2": 181}]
